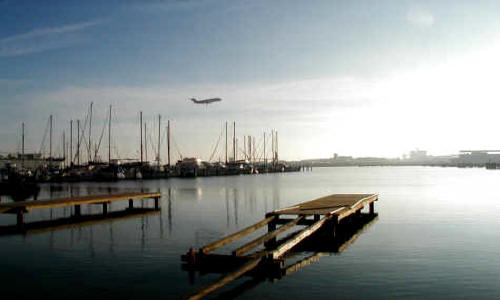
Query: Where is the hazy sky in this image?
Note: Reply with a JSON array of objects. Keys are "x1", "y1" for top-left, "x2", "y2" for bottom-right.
[{"x1": 2, "y1": 0, "x2": 500, "y2": 161}]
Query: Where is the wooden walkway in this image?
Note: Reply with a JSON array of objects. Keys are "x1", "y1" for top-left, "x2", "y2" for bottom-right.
[
  {"x1": 0, "y1": 192, "x2": 162, "y2": 227},
  {"x1": 182, "y1": 193, "x2": 378, "y2": 300}
]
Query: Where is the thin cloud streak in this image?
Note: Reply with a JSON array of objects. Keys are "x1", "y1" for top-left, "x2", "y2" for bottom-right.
[
  {"x1": 0, "y1": 20, "x2": 103, "y2": 57},
  {"x1": 406, "y1": 6, "x2": 435, "y2": 28}
]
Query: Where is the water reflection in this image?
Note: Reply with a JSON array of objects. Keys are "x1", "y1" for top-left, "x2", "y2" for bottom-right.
[
  {"x1": 0, "y1": 208, "x2": 161, "y2": 236},
  {"x1": 0, "y1": 184, "x2": 40, "y2": 202}
]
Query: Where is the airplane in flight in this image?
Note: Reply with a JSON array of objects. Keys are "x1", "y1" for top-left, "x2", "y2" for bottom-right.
[{"x1": 189, "y1": 97, "x2": 222, "y2": 105}]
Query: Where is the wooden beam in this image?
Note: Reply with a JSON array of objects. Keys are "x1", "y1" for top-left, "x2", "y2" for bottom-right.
[
  {"x1": 0, "y1": 192, "x2": 161, "y2": 213},
  {"x1": 233, "y1": 216, "x2": 303, "y2": 256},
  {"x1": 186, "y1": 258, "x2": 262, "y2": 300},
  {"x1": 201, "y1": 216, "x2": 275, "y2": 254},
  {"x1": 337, "y1": 197, "x2": 377, "y2": 221},
  {"x1": 1, "y1": 209, "x2": 159, "y2": 236},
  {"x1": 270, "y1": 215, "x2": 331, "y2": 259}
]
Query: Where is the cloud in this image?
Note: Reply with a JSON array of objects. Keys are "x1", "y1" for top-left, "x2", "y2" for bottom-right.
[
  {"x1": 0, "y1": 20, "x2": 102, "y2": 57},
  {"x1": 406, "y1": 6, "x2": 434, "y2": 28}
]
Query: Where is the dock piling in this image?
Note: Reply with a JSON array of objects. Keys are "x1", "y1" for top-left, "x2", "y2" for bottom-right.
[
  {"x1": 74, "y1": 205, "x2": 81, "y2": 216},
  {"x1": 16, "y1": 210, "x2": 24, "y2": 228},
  {"x1": 265, "y1": 215, "x2": 278, "y2": 248},
  {"x1": 154, "y1": 197, "x2": 160, "y2": 210},
  {"x1": 129, "y1": 199, "x2": 133, "y2": 209}
]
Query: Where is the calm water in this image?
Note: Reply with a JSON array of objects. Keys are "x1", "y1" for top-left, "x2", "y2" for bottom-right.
[{"x1": 1, "y1": 167, "x2": 500, "y2": 299}]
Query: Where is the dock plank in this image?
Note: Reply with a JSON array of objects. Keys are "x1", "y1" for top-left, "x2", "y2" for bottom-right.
[
  {"x1": 270, "y1": 194, "x2": 377, "y2": 217},
  {"x1": 0, "y1": 192, "x2": 161, "y2": 213},
  {"x1": 232, "y1": 216, "x2": 304, "y2": 256},
  {"x1": 201, "y1": 216, "x2": 275, "y2": 254}
]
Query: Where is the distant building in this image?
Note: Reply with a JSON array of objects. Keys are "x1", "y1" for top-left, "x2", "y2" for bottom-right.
[
  {"x1": 456, "y1": 150, "x2": 500, "y2": 166},
  {"x1": 409, "y1": 149, "x2": 427, "y2": 161}
]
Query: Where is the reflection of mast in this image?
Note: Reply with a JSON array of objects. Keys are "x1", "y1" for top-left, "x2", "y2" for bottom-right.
[
  {"x1": 233, "y1": 188, "x2": 238, "y2": 226},
  {"x1": 109, "y1": 222, "x2": 114, "y2": 254},
  {"x1": 225, "y1": 188, "x2": 230, "y2": 228},
  {"x1": 168, "y1": 187, "x2": 172, "y2": 234}
]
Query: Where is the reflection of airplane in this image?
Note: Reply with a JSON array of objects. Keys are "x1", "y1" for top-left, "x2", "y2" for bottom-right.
[{"x1": 190, "y1": 98, "x2": 222, "y2": 105}]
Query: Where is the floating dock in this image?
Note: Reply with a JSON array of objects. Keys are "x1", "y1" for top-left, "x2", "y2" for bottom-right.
[
  {"x1": 182, "y1": 193, "x2": 378, "y2": 299},
  {"x1": 0, "y1": 192, "x2": 162, "y2": 228}
]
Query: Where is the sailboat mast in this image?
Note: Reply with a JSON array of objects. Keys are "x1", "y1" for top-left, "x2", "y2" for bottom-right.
[
  {"x1": 158, "y1": 114, "x2": 161, "y2": 167},
  {"x1": 89, "y1": 102, "x2": 93, "y2": 163},
  {"x1": 167, "y1": 120, "x2": 171, "y2": 167},
  {"x1": 144, "y1": 123, "x2": 148, "y2": 162},
  {"x1": 140, "y1": 111, "x2": 143, "y2": 164},
  {"x1": 276, "y1": 130, "x2": 278, "y2": 163},
  {"x1": 233, "y1": 121, "x2": 236, "y2": 162},
  {"x1": 248, "y1": 136, "x2": 252, "y2": 163},
  {"x1": 49, "y1": 115, "x2": 53, "y2": 166},
  {"x1": 225, "y1": 121, "x2": 228, "y2": 164},
  {"x1": 271, "y1": 129, "x2": 274, "y2": 165},
  {"x1": 21, "y1": 122, "x2": 25, "y2": 168},
  {"x1": 263, "y1": 132, "x2": 266, "y2": 166},
  {"x1": 77, "y1": 119, "x2": 80, "y2": 165},
  {"x1": 63, "y1": 131, "x2": 66, "y2": 168},
  {"x1": 70, "y1": 120, "x2": 73, "y2": 166},
  {"x1": 108, "y1": 106, "x2": 111, "y2": 164}
]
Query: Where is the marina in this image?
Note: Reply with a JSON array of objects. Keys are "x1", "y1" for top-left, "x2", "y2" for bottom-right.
[{"x1": 0, "y1": 106, "x2": 303, "y2": 188}]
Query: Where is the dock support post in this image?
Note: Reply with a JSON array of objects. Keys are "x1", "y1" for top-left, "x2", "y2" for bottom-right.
[
  {"x1": 129, "y1": 199, "x2": 133, "y2": 209},
  {"x1": 16, "y1": 210, "x2": 24, "y2": 228},
  {"x1": 154, "y1": 197, "x2": 160, "y2": 210},
  {"x1": 356, "y1": 208, "x2": 361, "y2": 217},
  {"x1": 264, "y1": 214, "x2": 278, "y2": 248},
  {"x1": 103, "y1": 203, "x2": 108, "y2": 215},
  {"x1": 74, "y1": 205, "x2": 81, "y2": 216},
  {"x1": 369, "y1": 201, "x2": 375, "y2": 215},
  {"x1": 332, "y1": 216, "x2": 338, "y2": 239},
  {"x1": 314, "y1": 214, "x2": 320, "y2": 221}
]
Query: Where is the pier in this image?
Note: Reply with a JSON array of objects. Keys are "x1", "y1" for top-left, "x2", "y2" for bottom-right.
[
  {"x1": 182, "y1": 193, "x2": 378, "y2": 299},
  {"x1": 0, "y1": 192, "x2": 162, "y2": 228}
]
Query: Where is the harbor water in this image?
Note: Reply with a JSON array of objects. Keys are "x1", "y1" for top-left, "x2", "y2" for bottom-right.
[{"x1": 1, "y1": 166, "x2": 500, "y2": 299}]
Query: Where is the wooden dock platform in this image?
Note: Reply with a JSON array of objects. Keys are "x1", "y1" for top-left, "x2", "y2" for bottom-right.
[
  {"x1": 0, "y1": 192, "x2": 162, "y2": 227},
  {"x1": 182, "y1": 193, "x2": 378, "y2": 299}
]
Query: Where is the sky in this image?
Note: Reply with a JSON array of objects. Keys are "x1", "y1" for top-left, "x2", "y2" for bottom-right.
[{"x1": 2, "y1": 0, "x2": 500, "y2": 161}]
